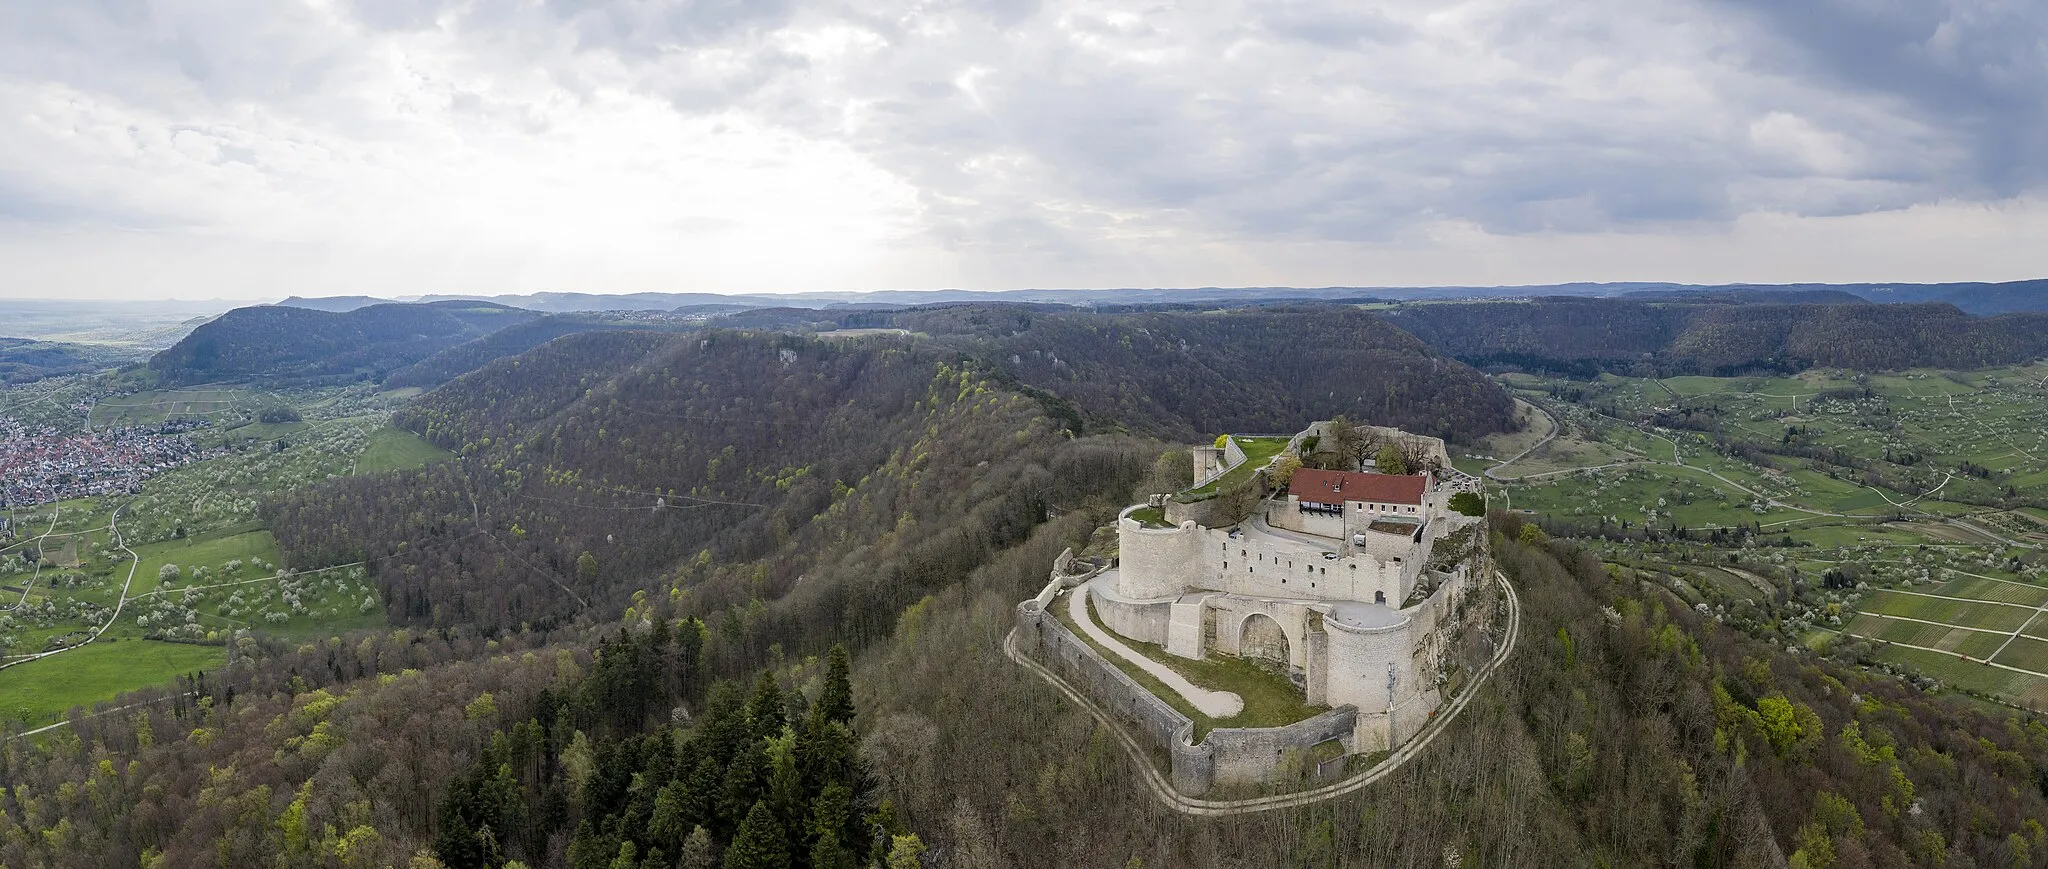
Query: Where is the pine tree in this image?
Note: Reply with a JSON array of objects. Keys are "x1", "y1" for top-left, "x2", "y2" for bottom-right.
[
  {"x1": 813, "y1": 645, "x2": 855, "y2": 727},
  {"x1": 809, "y1": 831, "x2": 857, "y2": 869},
  {"x1": 722, "y1": 802, "x2": 791, "y2": 869},
  {"x1": 746, "y1": 671, "x2": 785, "y2": 742},
  {"x1": 679, "y1": 826, "x2": 716, "y2": 869}
]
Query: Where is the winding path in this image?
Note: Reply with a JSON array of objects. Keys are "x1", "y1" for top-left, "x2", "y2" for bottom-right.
[
  {"x1": 1483, "y1": 402, "x2": 1561, "y2": 481},
  {"x1": 1068, "y1": 576, "x2": 1241, "y2": 717},
  {"x1": 0, "y1": 503, "x2": 142, "y2": 671},
  {"x1": 1006, "y1": 568, "x2": 1521, "y2": 815}
]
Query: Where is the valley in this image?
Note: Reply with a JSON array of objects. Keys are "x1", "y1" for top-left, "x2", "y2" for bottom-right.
[
  {"x1": 1466, "y1": 362, "x2": 2048, "y2": 715},
  {"x1": 0, "y1": 379, "x2": 450, "y2": 728},
  {"x1": 1, "y1": 293, "x2": 2046, "y2": 868}
]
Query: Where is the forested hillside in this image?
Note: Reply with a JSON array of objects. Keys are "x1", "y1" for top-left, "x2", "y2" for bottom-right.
[
  {"x1": 0, "y1": 337, "x2": 137, "y2": 384},
  {"x1": 10, "y1": 316, "x2": 2047, "y2": 868},
  {"x1": 891, "y1": 305, "x2": 1519, "y2": 442},
  {"x1": 150, "y1": 301, "x2": 537, "y2": 385},
  {"x1": 1385, "y1": 299, "x2": 2048, "y2": 376},
  {"x1": 2, "y1": 328, "x2": 1165, "y2": 866},
  {"x1": 382, "y1": 314, "x2": 702, "y2": 389},
  {"x1": 264, "y1": 329, "x2": 1150, "y2": 649},
  {"x1": 855, "y1": 513, "x2": 2048, "y2": 867}
]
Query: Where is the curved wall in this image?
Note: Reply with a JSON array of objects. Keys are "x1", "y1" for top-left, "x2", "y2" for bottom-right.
[
  {"x1": 1117, "y1": 513, "x2": 1216, "y2": 599},
  {"x1": 1092, "y1": 583, "x2": 1173, "y2": 645},
  {"x1": 1321, "y1": 616, "x2": 1412, "y2": 719}
]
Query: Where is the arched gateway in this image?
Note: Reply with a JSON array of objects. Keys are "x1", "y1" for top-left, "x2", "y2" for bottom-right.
[{"x1": 1239, "y1": 613, "x2": 1290, "y2": 666}]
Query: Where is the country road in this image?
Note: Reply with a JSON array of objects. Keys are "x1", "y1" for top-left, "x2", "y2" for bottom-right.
[
  {"x1": 1483, "y1": 402, "x2": 1560, "y2": 481},
  {"x1": 0, "y1": 502, "x2": 142, "y2": 671}
]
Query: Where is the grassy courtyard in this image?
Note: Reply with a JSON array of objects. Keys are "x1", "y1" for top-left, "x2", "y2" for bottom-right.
[{"x1": 1055, "y1": 594, "x2": 1324, "y2": 738}]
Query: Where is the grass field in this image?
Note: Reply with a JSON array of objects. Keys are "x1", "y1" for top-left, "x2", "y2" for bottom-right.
[
  {"x1": 90, "y1": 387, "x2": 270, "y2": 428},
  {"x1": 1871, "y1": 644, "x2": 2048, "y2": 709},
  {"x1": 1058, "y1": 593, "x2": 1323, "y2": 737},
  {"x1": 1858, "y1": 591, "x2": 2034, "y2": 633},
  {"x1": 2, "y1": 640, "x2": 222, "y2": 728},
  {"x1": 1499, "y1": 364, "x2": 2048, "y2": 711},
  {"x1": 356, "y1": 426, "x2": 453, "y2": 474},
  {"x1": 1992, "y1": 636, "x2": 2048, "y2": 675},
  {"x1": 1181, "y1": 436, "x2": 1290, "y2": 499},
  {"x1": 127, "y1": 528, "x2": 279, "y2": 597},
  {"x1": 1932, "y1": 576, "x2": 2048, "y2": 607},
  {"x1": 2, "y1": 382, "x2": 423, "y2": 731}
]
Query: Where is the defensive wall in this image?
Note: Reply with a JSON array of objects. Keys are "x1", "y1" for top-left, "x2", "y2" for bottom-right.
[
  {"x1": 1118, "y1": 504, "x2": 1419, "y2": 608},
  {"x1": 1015, "y1": 584, "x2": 1365, "y2": 797},
  {"x1": 1353, "y1": 554, "x2": 1486, "y2": 750},
  {"x1": 1190, "y1": 437, "x2": 1250, "y2": 489},
  {"x1": 1100, "y1": 507, "x2": 1488, "y2": 753}
]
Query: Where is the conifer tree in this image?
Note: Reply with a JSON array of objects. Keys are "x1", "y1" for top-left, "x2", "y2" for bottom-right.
[
  {"x1": 722, "y1": 802, "x2": 790, "y2": 869},
  {"x1": 813, "y1": 645, "x2": 855, "y2": 727}
]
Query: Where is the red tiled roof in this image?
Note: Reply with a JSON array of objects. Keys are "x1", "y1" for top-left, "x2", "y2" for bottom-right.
[{"x1": 1289, "y1": 469, "x2": 1426, "y2": 505}]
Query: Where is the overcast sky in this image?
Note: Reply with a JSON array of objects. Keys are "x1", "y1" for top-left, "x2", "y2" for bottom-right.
[{"x1": 2, "y1": 0, "x2": 2044, "y2": 300}]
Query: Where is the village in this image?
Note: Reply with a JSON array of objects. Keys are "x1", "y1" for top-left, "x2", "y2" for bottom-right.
[{"x1": 0, "y1": 415, "x2": 219, "y2": 510}]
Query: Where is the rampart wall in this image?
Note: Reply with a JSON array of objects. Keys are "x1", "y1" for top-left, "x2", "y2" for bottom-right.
[{"x1": 1015, "y1": 597, "x2": 1366, "y2": 797}]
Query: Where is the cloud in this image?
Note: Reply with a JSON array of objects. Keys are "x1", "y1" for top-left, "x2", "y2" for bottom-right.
[{"x1": 0, "y1": 0, "x2": 2041, "y2": 299}]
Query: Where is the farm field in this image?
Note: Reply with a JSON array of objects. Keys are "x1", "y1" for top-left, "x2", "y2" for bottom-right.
[
  {"x1": 0, "y1": 381, "x2": 438, "y2": 733},
  {"x1": 1506, "y1": 363, "x2": 2048, "y2": 712},
  {"x1": 356, "y1": 426, "x2": 453, "y2": 474},
  {"x1": 3, "y1": 640, "x2": 222, "y2": 729},
  {"x1": 89, "y1": 387, "x2": 274, "y2": 428}
]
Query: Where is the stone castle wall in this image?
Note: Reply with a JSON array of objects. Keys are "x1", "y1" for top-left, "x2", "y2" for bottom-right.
[
  {"x1": 1015, "y1": 597, "x2": 1368, "y2": 797},
  {"x1": 1120, "y1": 512, "x2": 1409, "y2": 607},
  {"x1": 1015, "y1": 599, "x2": 1192, "y2": 758},
  {"x1": 1091, "y1": 585, "x2": 1172, "y2": 646},
  {"x1": 1116, "y1": 511, "x2": 1216, "y2": 598},
  {"x1": 1204, "y1": 706, "x2": 1358, "y2": 790}
]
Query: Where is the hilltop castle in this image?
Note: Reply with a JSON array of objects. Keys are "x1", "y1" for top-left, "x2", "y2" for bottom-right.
[{"x1": 1017, "y1": 421, "x2": 1495, "y2": 795}]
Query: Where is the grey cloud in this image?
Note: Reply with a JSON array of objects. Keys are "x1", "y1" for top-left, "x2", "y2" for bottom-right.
[
  {"x1": 1, "y1": 0, "x2": 2042, "y2": 277},
  {"x1": 1710, "y1": 0, "x2": 2048, "y2": 193}
]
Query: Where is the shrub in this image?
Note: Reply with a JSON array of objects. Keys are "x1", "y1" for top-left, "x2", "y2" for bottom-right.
[{"x1": 1449, "y1": 492, "x2": 1487, "y2": 516}]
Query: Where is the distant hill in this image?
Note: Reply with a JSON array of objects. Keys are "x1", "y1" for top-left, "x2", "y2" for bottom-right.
[
  {"x1": 150, "y1": 301, "x2": 538, "y2": 385},
  {"x1": 382, "y1": 313, "x2": 705, "y2": 388},
  {"x1": 895, "y1": 305, "x2": 1520, "y2": 442},
  {"x1": 276, "y1": 295, "x2": 393, "y2": 313},
  {"x1": 1618, "y1": 288, "x2": 1869, "y2": 305},
  {"x1": 0, "y1": 337, "x2": 140, "y2": 385},
  {"x1": 1827, "y1": 279, "x2": 2048, "y2": 315},
  {"x1": 416, "y1": 291, "x2": 800, "y2": 312},
  {"x1": 266, "y1": 277, "x2": 2048, "y2": 315},
  {"x1": 1382, "y1": 298, "x2": 2048, "y2": 376}
]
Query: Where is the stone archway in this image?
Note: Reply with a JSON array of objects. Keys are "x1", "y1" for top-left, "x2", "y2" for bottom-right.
[{"x1": 1239, "y1": 613, "x2": 1290, "y2": 667}]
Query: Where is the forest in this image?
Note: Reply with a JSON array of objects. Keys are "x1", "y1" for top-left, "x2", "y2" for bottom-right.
[
  {"x1": 0, "y1": 338, "x2": 138, "y2": 385},
  {"x1": 150, "y1": 302, "x2": 538, "y2": 386},
  {"x1": 1384, "y1": 298, "x2": 2048, "y2": 376},
  {"x1": 5, "y1": 305, "x2": 2048, "y2": 867},
  {"x1": 382, "y1": 316, "x2": 704, "y2": 389},
  {"x1": 895, "y1": 305, "x2": 1521, "y2": 443}
]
